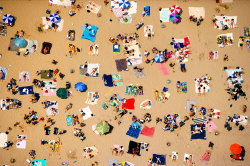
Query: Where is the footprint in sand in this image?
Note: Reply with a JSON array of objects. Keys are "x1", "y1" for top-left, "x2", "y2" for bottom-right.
[{"x1": 199, "y1": 53, "x2": 205, "y2": 60}]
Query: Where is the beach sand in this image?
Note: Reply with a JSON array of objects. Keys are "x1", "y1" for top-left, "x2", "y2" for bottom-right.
[{"x1": 0, "y1": 0, "x2": 250, "y2": 165}]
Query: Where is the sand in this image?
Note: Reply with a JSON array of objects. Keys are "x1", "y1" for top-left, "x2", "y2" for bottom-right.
[{"x1": 0, "y1": 0, "x2": 250, "y2": 165}]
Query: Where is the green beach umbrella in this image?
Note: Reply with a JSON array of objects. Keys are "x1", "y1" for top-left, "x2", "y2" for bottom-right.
[
  {"x1": 96, "y1": 121, "x2": 110, "y2": 134},
  {"x1": 56, "y1": 88, "x2": 68, "y2": 99}
]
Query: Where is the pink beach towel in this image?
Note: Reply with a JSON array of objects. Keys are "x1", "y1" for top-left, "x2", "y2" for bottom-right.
[
  {"x1": 159, "y1": 64, "x2": 170, "y2": 76},
  {"x1": 141, "y1": 126, "x2": 155, "y2": 137},
  {"x1": 205, "y1": 121, "x2": 217, "y2": 132}
]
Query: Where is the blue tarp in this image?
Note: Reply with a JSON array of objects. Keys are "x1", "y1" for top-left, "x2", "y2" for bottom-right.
[
  {"x1": 81, "y1": 24, "x2": 98, "y2": 42},
  {"x1": 152, "y1": 154, "x2": 166, "y2": 165},
  {"x1": 102, "y1": 74, "x2": 113, "y2": 87},
  {"x1": 19, "y1": 86, "x2": 34, "y2": 95}
]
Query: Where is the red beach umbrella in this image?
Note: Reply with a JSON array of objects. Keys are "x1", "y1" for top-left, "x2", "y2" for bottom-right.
[{"x1": 230, "y1": 144, "x2": 242, "y2": 155}]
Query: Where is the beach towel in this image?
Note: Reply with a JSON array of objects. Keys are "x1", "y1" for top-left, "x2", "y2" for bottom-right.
[
  {"x1": 8, "y1": 38, "x2": 19, "y2": 51},
  {"x1": 86, "y1": 63, "x2": 99, "y2": 77},
  {"x1": 79, "y1": 64, "x2": 88, "y2": 75},
  {"x1": 115, "y1": 59, "x2": 128, "y2": 72},
  {"x1": 0, "y1": 133, "x2": 7, "y2": 147},
  {"x1": 152, "y1": 154, "x2": 166, "y2": 165},
  {"x1": 217, "y1": 33, "x2": 234, "y2": 48},
  {"x1": 191, "y1": 124, "x2": 206, "y2": 140},
  {"x1": 205, "y1": 121, "x2": 217, "y2": 132},
  {"x1": 43, "y1": 81, "x2": 57, "y2": 96},
  {"x1": 126, "y1": 125, "x2": 141, "y2": 139},
  {"x1": 49, "y1": 0, "x2": 71, "y2": 6},
  {"x1": 141, "y1": 126, "x2": 155, "y2": 137},
  {"x1": 1, "y1": 99, "x2": 22, "y2": 110},
  {"x1": 86, "y1": 92, "x2": 99, "y2": 105},
  {"x1": 180, "y1": 64, "x2": 186, "y2": 72},
  {"x1": 66, "y1": 115, "x2": 73, "y2": 126},
  {"x1": 46, "y1": 101, "x2": 58, "y2": 116},
  {"x1": 41, "y1": 70, "x2": 54, "y2": 79},
  {"x1": 112, "y1": 8, "x2": 124, "y2": 18},
  {"x1": 172, "y1": 152, "x2": 179, "y2": 161},
  {"x1": 68, "y1": 30, "x2": 75, "y2": 41},
  {"x1": 120, "y1": 15, "x2": 132, "y2": 24},
  {"x1": 226, "y1": 68, "x2": 243, "y2": 85},
  {"x1": 41, "y1": 42, "x2": 52, "y2": 54},
  {"x1": 81, "y1": 24, "x2": 98, "y2": 42},
  {"x1": 186, "y1": 100, "x2": 197, "y2": 112},
  {"x1": 0, "y1": 67, "x2": 8, "y2": 80},
  {"x1": 122, "y1": 98, "x2": 135, "y2": 109},
  {"x1": 102, "y1": 74, "x2": 114, "y2": 87},
  {"x1": 127, "y1": 141, "x2": 141, "y2": 155},
  {"x1": 244, "y1": 27, "x2": 249, "y2": 37},
  {"x1": 193, "y1": 117, "x2": 207, "y2": 124},
  {"x1": 160, "y1": 8, "x2": 170, "y2": 22},
  {"x1": 233, "y1": 115, "x2": 248, "y2": 126},
  {"x1": 109, "y1": 158, "x2": 118, "y2": 166},
  {"x1": 79, "y1": 106, "x2": 93, "y2": 120},
  {"x1": 113, "y1": 44, "x2": 120, "y2": 52},
  {"x1": 176, "y1": 82, "x2": 187, "y2": 93},
  {"x1": 159, "y1": 64, "x2": 170, "y2": 76},
  {"x1": 184, "y1": 37, "x2": 190, "y2": 46},
  {"x1": 144, "y1": 25, "x2": 153, "y2": 37},
  {"x1": 188, "y1": 7, "x2": 205, "y2": 18},
  {"x1": 85, "y1": 1, "x2": 101, "y2": 14},
  {"x1": 31, "y1": 159, "x2": 46, "y2": 166},
  {"x1": 144, "y1": 6, "x2": 150, "y2": 16},
  {"x1": 16, "y1": 135, "x2": 27, "y2": 149},
  {"x1": 27, "y1": 40, "x2": 38, "y2": 53},
  {"x1": 0, "y1": 22, "x2": 7, "y2": 36},
  {"x1": 140, "y1": 100, "x2": 151, "y2": 109},
  {"x1": 133, "y1": 68, "x2": 145, "y2": 78},
  {"x1": 221, "y1": 0, "x2": 233, "y2": 3},
  {"x1": 41, "y1": 17, "x2": 64, "y2": 32},
  {"x1": 112, "y1": 74, "x2": 123, "y2": 86},
  {"x1": 19, "y1": 86, "x2": 34, "y2": 95},
  {"x1": 127, "y1": 1, "x2": 137, "y2": 15},
  {"x1": 200, "y1": 150, "x2": 211, "y2": 162},
  {"x1": 184, "y1": 153, "x2": 193, "y2": 164},
  {"x1": 214, "y1": 16, "x2": 237, "y2": 30}
]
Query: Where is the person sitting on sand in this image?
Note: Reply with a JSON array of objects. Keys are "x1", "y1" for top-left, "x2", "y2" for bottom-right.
[{"x1": 90, "y1": 67, "x2": 98, "y2": 76}]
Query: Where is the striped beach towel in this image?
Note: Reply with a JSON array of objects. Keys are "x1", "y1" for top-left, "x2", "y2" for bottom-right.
[{"x1": 192, "y1": 116, "x2": 207, "y2": 124}]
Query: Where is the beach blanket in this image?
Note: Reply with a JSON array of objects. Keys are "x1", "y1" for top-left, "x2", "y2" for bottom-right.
[
  {"x1": 233, "y1": 115, "x2": 248, "y2": 126},
  {"x1": 141, "y1": 126, "x2": 155, "y2": 137},
  {"x1": 102, "y1": 74, "x2": 114, "y2": 87},
  {"x1": 41, "y1": 17, "x2": 64, "y2": 32},
  {"x1": 1, "y1": 99, "x2": 22, "y2": 110},
  {"x1": 41, "y1": 70, "x2": 53, "y2": 79},
  {"x1": 80, "y1": 106, "x2": 93, "y2": 120},
  {"x1": 192, "y1": 117, "x2": 207, "y2": 124},
  {"x1": 8, "y1": 38, "x2": 19, "y2": 51},
  {"x1": 0, "y1": 67, "x2": 8, "y2": 80},
  {"x1": 115, "y1": 59, "x2": 128, "y2": 72},
  {"x1": 126, "y1": 124, "x2": 141, "y2": 139},
  {"x1": 31, "y1": 159, "x2": 46, "y2": 166},
  {"x1": 127, "y1": 141, "x2": 141, "y2": 155},
  {"x1": 85, "y1": 1, "x2": 101, "y2": 14},
  {"x1": 79, "y1": 64, "x2": 88, "y2": 75},
  {"x1": 195, "y1": 81, "x2": 210, "y2": 94},
  {"x1": 81, "y1": 24, "x2": 98, "y2": 42},
  {"x1": 133, "y1": 68, "x2": 145, "y2": 78},
  {"x1": 0, "y1": 21, "x2": 7, "y2": 36},
  {"x1": 246, "y1": 38, "x2": 250, "y2": 49},
  {"x1": 83, "y1": 146, "x2": 98, "y2": 158},
  {"x1": 86, "y1": 63, "x2": 99, "y2": 77},
  {"x1": 244, "y1": 27, "x2": 249, "y2": 37},
  {"x1": 176, "y1": 82, "x2": 187, "y2": 93},
  {"x1": 26, "y1": 40, "x2": 38, "y2": 53},
  {"x1": 86, "y1": 92, "x2": 99, "y2": 105},
  {"x1": 109, "y1": 158, "x2": 118, "y2": 166},
  {"x1": 205, "y1": 121, "x2": 217, "y2": 132},
  {"x1": 188, "y1": 7, "x2": 205, "y2": 18},
  {"x1": 122, "y1": 98, "x2": 135, "y2": 109},
  {"x1": 200, "y1": 150, "x2": 211, "y2": 162},
  {"x1": 126, "y1": 44, "x2": 142, "y2": 66},
  {"x1": 68, "y1": 30, "x2": 75, "y2": 41},
  {"x1": 140, "y1": 100, "x2": 151, "y2": 109},
  {"x1": 112, "y1": 74, "x2": 123, "y2": 86},
  {"x1": 126, "y1": 84, "x2": 143, "y2": 95},
  {"x1": 226, "y1": 68, "x2": 243, "y2": 85},
  {"x1": 113, "y1": 44, "x2": 120, "y2": 52},
  {"x1": 172, "y1": 152, "x2": 179, "y2": 161},
  {"x1": 16, "y1": 135, "x2": 27, "y2": 149},
  {"x1": 112, "y1": 8, "x2": 124, "y2": 18},
  {"x1": 89, "y1": 44, "x2": 99, "y2": 55},
  {"x1": 19, "y1": 86, "x2": 34, "y2": 95},
  {"x1": 0, "y1": 133, "x2": 7, "y2": 147},
  {"x1": 159, "y1": 8, "x2": 170, "y2": 22},
  {"x1": 191, "y1": 124, "x2": 206, "y2": 140},
  {"x1": 46, "y1": 101, "x2": 58, "y2": 116},
  {"x1": 120, "y1": 15, "x2": 132, "y2": 24},
  {"x1": 144, "y1": 6, "x2": 150, "y2": 16},
  {"x1": 43, "y1": 81, "x2": 56, "y2": 96},
  {"x1": 127, "y1": 1, "x2": 137, "y2": 15},
  {"x1": 49, "y1": 0, "x2": 71, "y2": 6},
  {"x1": 184, "y1": 154, "x2": 193, "y2": 164},
  {"x1": 152, "y1": 154, "x2": 166, "y2": 165},
  {"x1": 159, "y1": 64, "x2": 169, "y2": 76},
  {"x1": 221, "y1": 0, "x2": 233, "y2": 3},
  {"x1": 144, "y1": 25, "x2": 153, "y2": 37},
  {"x1": 217, "y1": 33, "x2": 233, "y2": 48},
  {"x1": 186, "y1": 100, "x2": 197, "y2": 112},
  {"x1": 214, "y1": 16, "x2": 237, "y2": 30},
  {"x1": 66, "y1": 115, "x2": 73, "y2": 126},
  {"x1": 41, "y1": 42, "x2": 52, "y2": 54}
]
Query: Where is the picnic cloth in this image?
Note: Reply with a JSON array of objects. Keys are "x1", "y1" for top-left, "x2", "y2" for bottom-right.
[
  {"x1": 81, "y1": 24, "x2": 98, "y2": 42},
  {"x1": 144, "y1": 25, "x2": 153, "y2": 37},
  {"x1": 127, "y1": 1, "x2": 137, "y2": 15},
  {"x1": 28, "y1": 40, "x2": 38, "y2": 53},
  {"x1": 0, "y1": 67, "x2": 8, "y2": 80},
  {"x1": 86, "y1": 92, "x2": 99, "y2": 105},
  {"x1": 46, "y1": 102, "x2": 58, "y2": 116},
  {"x1": 41, "y1": 17, "x2": 64, "y2": 32},
  {"x1": 112, "y1": 8, "x2": 125, "y2": 18},
  {"x1": 141, "y1": 126, "x2": 155, "y2": 137},
  {"x1": 113, "y1": 44, "x2": 120, "y2": 52},
  {"x1": 66, "y1": 115, "x2": 73, "y2": 126},
  {"x1": 159, "y1": 64, "x2": 169, "y2": 76},
  {"x1": 79, "y1": 64, "x2": 88, "y2": 75},
  {"x1": 8, "y1": 38, "x2": 19, "y2": 51},
  {"x1": 122, "y1": 98, "x2": 135, "y2": 109},
  {"x1": 127, "y1": 141, "x2": 141, "y2": 155},
  {"x1": 126, "y1": 125, "x2": 141, "y2": 139},
  {"x1": 214, "y1": 16, "x2": 237, "y2": 30},
  {"x1": 115, "y1": 59, "x2": 128, "y2": 71},
  {"x1": 109, "y1": 158, "x2": 118, "y2": 166},
  {"x1": 102, "y1": 74, "x2": 113, "y2": 87},
  {"x1": 0, "y1": 22, "x2": 7, "y2": 36},
  {"x1": 152, "y1": 154, "x2": 166, "y2": 165},
  {"x1": 188, "y1": 7, "x2": 205, "y2": 18},
  {"x1": 160, "y1": 8, "x2": 170, "y2": 22},
  {"x1": 0, "y1": 133, "x2": 7, "y2": 147},
  {"x1": 233, "y1": 115, "x2": 248, "y2": 126},
  {"x1": 19, "y1": 86, "x2": 34, "y2": 95},
  {"x1": 226, "y1": 68, "x2": 243, "y2": 84}
]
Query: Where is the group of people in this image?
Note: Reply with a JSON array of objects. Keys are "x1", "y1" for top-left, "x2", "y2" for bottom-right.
[
  {"x1": 7, "y1": 78, "x2": 19, "y2": 95},
  {"x1": 189, "y1": 15, "x2": 204, "y2": 26},
  {"x1": 162, "y1": 114, "x2": 189, "y2": 131},
  {"x1": 24, "y1": 110, "x2": 39, "y2": 125}
]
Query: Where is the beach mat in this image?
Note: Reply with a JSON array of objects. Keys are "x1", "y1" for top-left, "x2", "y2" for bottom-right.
[
  {"x1": 19, "y1": 86, "x2": 34, "y2": 95},
  {"x1": 144, "y1": 6, "x2": 150, "y2": 16},
  {"x1": 122, "y1": 98, "x2": 135, "y2": 110},
  {"x1": 41, "y1": 42, "x2": 52, "y2": 54},
  {"x1": 0, "y1": 133, "x2": 7, "y2": 147},
  {"x1": 152, "y1": 154, "x2": 166, "y2": 165},
  {"x1": 31, "y1": 159, "x2": 46, "y2": 166},
  {"x1": 8, "y1": 38, "x2": 19, "y2": 51},
  {"x1": 109, "y1": 158, "x2": 118, "y2": 166},
  {"x1": 66, "y1": 115, "x2": 73, "y2": 126},
  {"x1": 141, "y1": 126, "x2": 155, "y2": 137},
  {"x1": 0, "y1": 67, "x2": 8, "y2": 80},
  {"x1": 41, "y1": 70, "x2": 53, "y2": 79},
  {"x1": 133, "y1": 68, "x2": 146, "y2": 78},
  {"x1": 159, "y1": 64, "x2": 169, "y2": 76},
  {"x1": 126, "y1": 126, "x2": 141, "y2": 139},
  {"x1": 115, "y1": 59, "x2": 128, "y2": 72},
  {"x1": 186, "y1": 100, "x2": 196, "y2": 112},
  {"x1": 127, "y1": 141, "x2": 141, "y2": 155},
  {"x1": 102, "y1": 74, "x2": 114, "y2": 87}
]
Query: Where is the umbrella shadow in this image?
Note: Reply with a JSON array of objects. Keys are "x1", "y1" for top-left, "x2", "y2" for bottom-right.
[{"x1": 104, "y1": 124, "x2": 114, "y2": 135}]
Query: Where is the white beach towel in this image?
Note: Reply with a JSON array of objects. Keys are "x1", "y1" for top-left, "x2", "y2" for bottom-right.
[
  {"x1": 0, "y1": 133, "x2": 7, "y2": 148},
  {"x1": 80, "y1": 106, "x2": 93, "y2": 120},
  {"x1": 188, "y1": 7, "x2": 205, "y2": 18},
  {"x1": 16, "y1": 135, "x2": 27, "y2": 149},
  {"x1": 160, "y1": 8, "x2": 170, "y2": 22}
]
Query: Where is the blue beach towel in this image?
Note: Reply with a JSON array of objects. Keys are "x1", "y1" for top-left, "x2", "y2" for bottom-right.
[
  {"x1": 19, "y1": 86, "x2": 34, "y2": 95},
  {"x1": 81, "y1": 24, "x2": 98, "y2": 42},
  {"x1": 66, "y1": 115, "x2": 73, "y2": 126},
  {"x1": 102, "y1": 74, "x2": 114, "y2": 87},
  {"x1": 144, "y1": 6, "x2": 150, "y2": 16}
]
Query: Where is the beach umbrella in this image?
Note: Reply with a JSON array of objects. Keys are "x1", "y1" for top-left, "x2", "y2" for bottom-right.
[
  {"x1": 230, "y1": 144, "x2": 242, "y2": 155},
  {"x1": 14, "y1": 38, "x2": 28, "y2": 48},
  {"x1": 118, "y1": 162, "x2": 130, "y2": 166},
  {"x1": 2, "y1": 14, "x2": 14, "y2": 24},
  {"x1": 170, "y1": 5, "x2": 181, "y2": 14},
  {"x1": 49, "y1": 13, "x2": 61, "y2": 23},
  {"x1": 119, "y1": 0, "x2": 130, "y2": 9},
  {"x1": 170, "y1": 13, "x2": 180, "y2": 23},
  {"x1": 56, "y1": 88, "x2": 68, "y2": 99},
  {"x1": 96, "y1": 121, "x2": 110, "y2": 134},
  {"x1": 154, "y1": 54, "x2": 164, "y2": 63},
  {"x1": 74, "y1": 82, "x2": 87, "y2": 92}
]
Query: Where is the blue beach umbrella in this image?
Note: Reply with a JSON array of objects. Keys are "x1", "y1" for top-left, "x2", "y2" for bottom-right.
[
  {"x1": 14, "y1": 38, "x2": 28, "y2": 48},
  {"x1": 154, "y1": 54, "x2": 164, "y2": 63},
  {"x1": 3, "y1": 14, "x2": 14, "y2": 24},
  {"x1": 49, "y1": 13, "x2": 61, "y2": 23},
  {"x1": 75, "y1": 82, "x2": 87, "y2": 92},
  {"x1": 119, "y1": 0, "x2": 130, "y2": 9}
]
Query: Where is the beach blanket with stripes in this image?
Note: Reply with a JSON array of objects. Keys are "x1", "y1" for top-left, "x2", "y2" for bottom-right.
[{"x1": 192, "y1": 116, "x2": 207, "y2": 124}]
